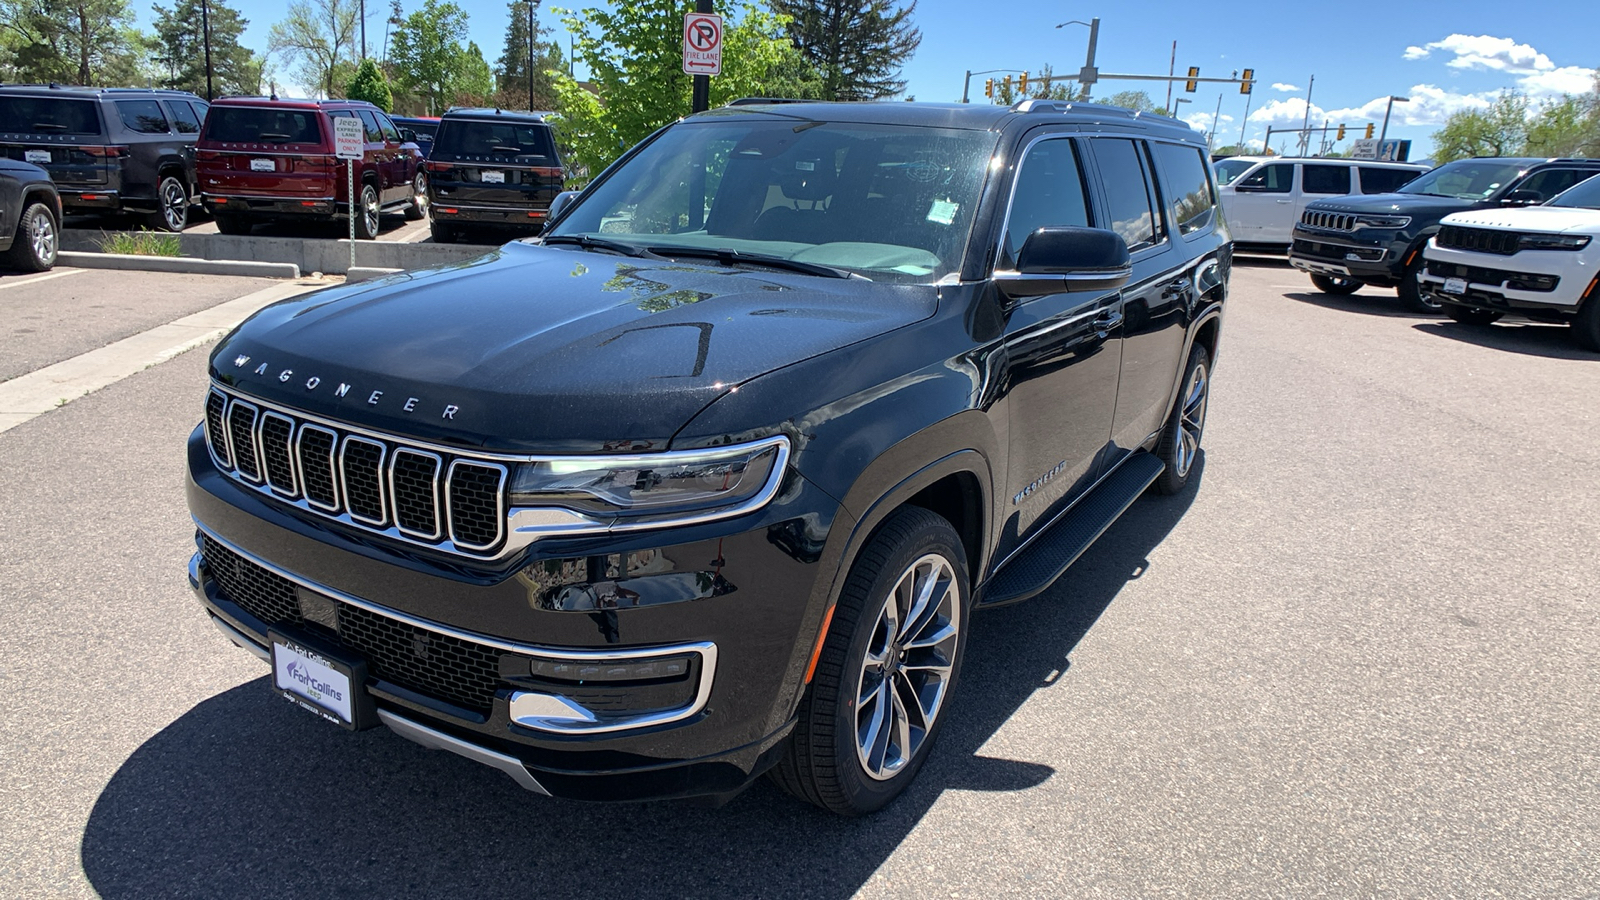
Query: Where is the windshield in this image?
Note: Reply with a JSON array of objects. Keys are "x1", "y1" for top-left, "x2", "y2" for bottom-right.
[
  {"x1": 1398, "y1": 160, "x2": 1526, "y2": 200},
  {"x1": 547, "y1": 118, "x2": 999, "y2": 283},
  {"x1": 0, "y1": 97, "x2": 102, "y2": 135},
  {"x1": 1547, "y1": 175, "x2": 1600, "y2": 210},
  {"x1": 1214, "y1": 159, "x2": 1256, "y2": 186},
  {"x1": 203, "y1": 106, "x2": 323, "y2": 144},
  {"x1": 432, "y1": 119, "x2": 556, "y2": 161}
]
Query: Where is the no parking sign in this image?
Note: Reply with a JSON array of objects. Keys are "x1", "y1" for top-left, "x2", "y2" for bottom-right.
[{"x1": 683, "y1": 12, "x2": 723, "y2": 76}]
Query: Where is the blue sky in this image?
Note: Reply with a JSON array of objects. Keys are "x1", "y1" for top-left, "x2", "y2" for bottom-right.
[{"x1": 145, "y1": 0, "x2": 1598, "y2": 158}]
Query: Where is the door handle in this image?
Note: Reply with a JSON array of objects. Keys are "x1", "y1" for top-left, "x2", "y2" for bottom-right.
[
  {"x1": 1092, "y1": 309, "x2": 1124, "y2": 333},
  {"x1": 1275, "y1": 199, "x2": 1292, "y2": 204}
]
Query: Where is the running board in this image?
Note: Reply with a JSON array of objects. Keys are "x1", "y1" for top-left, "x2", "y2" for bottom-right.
[{"x1": 979, "y1": 452, "x2": 1166, "y2": 608}]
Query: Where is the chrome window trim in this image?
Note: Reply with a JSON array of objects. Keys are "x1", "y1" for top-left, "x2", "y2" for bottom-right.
[
  {"x1": 340, "y1": 435, "x2": 389, "y2": 527},
  {"x1": 204, "y1": 388, "x2": 232, "y2": 470},
  {"x1": 258, "y1": 410, "x2": 300, "y2": 498},
  {"x1": 225, "y1": 399, "x2": 263, "y2": 483},
  {"x1": 294, "y1": 423, "x2": 341, "y2": 513},
  {"x1": 389, "y1": 447, "x2": 444, "y2": 540},
  {"x1": 445, "y1": 459, "x2": 508, "y2": 551}
]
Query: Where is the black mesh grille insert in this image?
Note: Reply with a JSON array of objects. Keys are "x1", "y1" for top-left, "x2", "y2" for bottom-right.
[
  {"x1": 341, "y1": 438, "x2": 386, "y2": 524},
  {"x1": 297, "y1": 427, "x2": 339, "y2": 509},
  {"x1": 448, "y1": 462, "x2": 505, "y2": 549},
  {"x1": 259, "y1": 413, "x2": 297, "y2": 494},
  {"x1": 391, "y1": 450, "x2": 441, "y2": 538},
  {"x1": 227, "y1": 403, "x2": 260, "y2": 480},
  {"x1": 205, "y1": 391, "x2": 230, "y2": 467},
  {"x1": 200, "y1": 537, "x2": 499, "y2": 714},
  {"x1": 1437, "y1": 225, "x2": 1521, "y2": 255}
]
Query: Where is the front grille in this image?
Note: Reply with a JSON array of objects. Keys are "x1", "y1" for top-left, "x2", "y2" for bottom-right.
[
  {"x1": 1301, "y1": 210, "x2": 1355, "y2": 231},
  {"x1": 203, "y1": 387, "x2": 508, "y2": 555},
  {"x1": 1425, "y1": 260, "x2": 1558, "y2": 291},
  {"x1": 201, "y1": 536, "x2": 500, "y2": 713},
  {"x1": 1436, "y1": 225, "x2": 1522, "y2": 255}
]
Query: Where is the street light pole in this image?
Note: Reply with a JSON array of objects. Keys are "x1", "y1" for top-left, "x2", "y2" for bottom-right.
[
  {"x1": 1379, "y1": 95, "x2": 1409, "y2": 144},
  {"x1": 1055, "y1": 18, "x2": 1098, "y2": 100},
  {"x1": 528, "y1": 0, "x2": 539, "y2": 111},
  {"x1": 360, "y1": 0, "x2": 366, "y2": 59},
  {"x1": 200, "y1": 0, "x2": 214, "y2": 100}
]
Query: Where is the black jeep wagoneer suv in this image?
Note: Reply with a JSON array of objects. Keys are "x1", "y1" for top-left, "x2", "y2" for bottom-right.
[{"x1": 187, "y1": 99, "x2": 1230, "y2": 815}]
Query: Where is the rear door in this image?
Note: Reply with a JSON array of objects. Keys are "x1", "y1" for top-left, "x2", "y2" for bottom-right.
[
  {"x1": 0, "y1": 94, "x2": 115, "y2": 190},
  {"x1": 355, "y1": 110, "x2": 394, "y2": 199},
  {"x1": 197, "y1": 105, "x2": 332, "y2": 199},
  {"x1": 429, "y1": 117, "x2": 563, "y2": 213},
  {"x1": 1358, "y1": 165, "x2": 1419, "y2": 194},
  {"x1": 1226, "y1": 161, "x2": 1295, "y2": 242}
]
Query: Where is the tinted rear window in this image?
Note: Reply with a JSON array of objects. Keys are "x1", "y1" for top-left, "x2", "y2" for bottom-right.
[
  {"x1": 0, "y1": 97, "x2": 102, "y2": 135},
  {"x1": 116, "y1": 100, "x2": 170, "y2": 134},
  {"x1": 1359, "y1": 167, "x2": 1419, "y2": 194},
  {"x1": 203, "y1": 107, "x2": 323, "y2": 144},
  {"x1": 433, "y1": 119, "x2": 556, "y2": 161}
]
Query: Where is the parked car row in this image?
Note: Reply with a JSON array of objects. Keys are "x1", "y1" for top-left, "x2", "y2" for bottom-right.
[
  {"x1": 1215, "y1": 156, "x2": 1429, "y2": 248},
  {"x1": 0, "y1": 84, "x2": 565, "y2": 245}
]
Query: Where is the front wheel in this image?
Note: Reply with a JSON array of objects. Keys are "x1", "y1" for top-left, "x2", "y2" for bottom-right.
[
  {"x1": 145, "y1": 175, "x2": 190, "y2": 232},
  {"x1": 1443, "y1": 305, "x2": 1503, "y2": 327},
  {"x1": 354, "y1": 182, "x2": 381, "y2": 240},
  {"x1": 771, "y1": 506, "x2": 969, "y2": 816},
  {"x1": 1398, "y1": 257, "x2": 1441, "y2": 312},
  {"x1": 404, "y1": 171, "x2": 427, "y2": 221},
  {"x1": 1152, "y1": 343, "x2": 1210, "y2": 495},
  {"x1": 3, "y1": 201, "x2": 58, "y2": 272},
  {"x1": 1309, "y1": 273, "x2": 1361, "y2": 295},
  {"x1": 1572, "y1": 297, "x2": 1600, "y2": 353}
]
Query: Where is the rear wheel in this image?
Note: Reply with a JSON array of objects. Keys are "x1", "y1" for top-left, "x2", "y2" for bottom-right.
[
  {"x1": 3, "y1": 201, "x2": 58, "y2": 272},
  {"x1": 1309, "y1": 273, "x2": 1361, "y2": 295},
  {"x1": 145, "y1": 175, "x2": 189, "y2": 232},
  {"x1": 354, "y1": 182, "x2": 381, "y2": 240},
  {"x1": 1443, "y1": 305, "x2": 1503, "y2": 327},
  {"x1": 212, "y1": 212, "x2": 254, "y2": 235},
  {"x1": 429, "y1": 220, "x2": 457, "y2": 244},
  {"x1": 404, "y1": 171, "x2": 427, "y2": 221},
  {"x1": 1573, "y1": 297, "x2": 1600, "y2": 353},
  {"x1": 1153, "y1": 343, "x2": 1210, "y2": 495},
  {"x1": 1397, "y1": 257, "x2": 1441, "y2": 312}
]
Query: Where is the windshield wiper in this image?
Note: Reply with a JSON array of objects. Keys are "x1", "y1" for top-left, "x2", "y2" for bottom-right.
[
  {"x1": 257, "y1": 132, "x2": 293, "y2": 142},
  {"x1": 31, "y1": 123, "x2": 66, "y2": 131},
  {"x1": 541, "y1": 234, "x2": 663, "y2": 259},
  {"x1": 490, "y1": 145, "x2": 524, "y2": 154},
  {"x1": 647, "y1": 246, "x2": 861, "y2": 280}
]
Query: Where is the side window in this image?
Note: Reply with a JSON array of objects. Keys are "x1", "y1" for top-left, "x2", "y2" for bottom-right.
[
  {"x1": 1238, "y1": 162, "x2": 1293, "y2": 192},
  {"x1": 1515, "y1": 168, "x2": 1593, "y2": 202},
  {"x1": 356, "y1": 109, "x2": 383, "y2": 142},
  {"x1": 1090, "y1": 137, "x2": 1160, "y2": 250},
  {"x1": 115, "y1": 99, "x2": 170, "y2": 134},
  {"x1": 1152, "y1": 142, "x2": 1216, "y2": 235},
  {"x1": 1302, "y1": 164, "x2": 1352, "y2": 195},
  {"x1": 164, "y1": 100, "x2": 201, "y2": 134},
  {"x1": 1359, "y1": 167, "x2": 1417, "y2": 194},
  {"x1": 377, "y1": 113, "x2": 400, "y2": 143},
  {"x1": 1001, "y1": 138, "x2": 1092, "y2": 267}
]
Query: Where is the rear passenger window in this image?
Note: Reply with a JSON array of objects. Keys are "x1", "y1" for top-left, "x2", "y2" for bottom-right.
[
  {"x1": 356, "y1": 110, "x2": 383, "y2": 142},
  {"x1": 165, "y1": 100, "x2": 201, "y2": 134},
  {"x1": 377, "y1": 114, "x2": 401, "y2": 143},
  {"x1": 1238, "y1": 163, "x2": 1292, "y2": 192},
  {"x1": 1302, "y1": 164, "x2": 1352, "y2": 194},
  {"x1": 1359, "y1": 167, "x2": 1416, "y2": 194},
  {"x1": 1152, "y1": 142, "x2": 1216, "y2": 235},
  {"x1": 1090, "y1": 138, "x2": 1161, "y2": 250},
  {"x1": 116, "y1": 100, "x2": 169, "y2": 134},
  {"x1": 1002, "y1": 138, "x2": 1092, "y2": 267},
  {"x1": 1515, "y1": 168, "x2": 1592, "y2": 202}
]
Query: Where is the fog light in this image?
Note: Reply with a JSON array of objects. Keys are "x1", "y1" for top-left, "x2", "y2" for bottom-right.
[{"x1": 528, "y1": 654, "x2": 692, "y2": 683}]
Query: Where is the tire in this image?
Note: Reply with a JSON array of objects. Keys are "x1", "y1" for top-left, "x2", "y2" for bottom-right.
[
  {"x1": 404, "y1": 171, "x2": 427, "y2": 221},
  {"x1": 1309, "y1": 273, "x2": 1361, "y2": 295},
  {"x1": 213, "y1": 212, "x2": 254, "y2": 236},
  {"x1": 354, "y1": 182, "x2": 381, "y2": 240},
  {"x1": 770, "y1": 506, "x2": 970, "y2": 816},
  {"x1": 1443, "y1": 304, "x2": 1503, "y2": 327},
  {"x1": 1152, "y1": 343, "x2": 1210, "y2": 495},
  {"x1": 429, "y1": 220, "x2": 456, "y2": 244},
  {"x1": 1397, "y1": 256, "x2": 1441, "y2": 312},
  {"x1": 1573, "y1": 297, "x2": 1600, "y2": 353},
  {"x1": 144, "y1": 174, "x2": 189, "y2": 232},
  {"x1": 3, "y1": 201, "x2": 58, "y2": 272}
]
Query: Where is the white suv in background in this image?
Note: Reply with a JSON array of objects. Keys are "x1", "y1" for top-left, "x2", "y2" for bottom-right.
[
  {"x1": 1420, "y1": 175, "x2": 1600, "y2": 351},
  {"x1": 1214, "y1": 156, "x2": 1428, "y2": 249}
]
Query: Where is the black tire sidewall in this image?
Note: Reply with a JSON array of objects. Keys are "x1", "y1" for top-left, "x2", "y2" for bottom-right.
[
  {"x1": 10, "y1": 203, "x2": 56, "y2": 271},
  {"x1": 1154, "y1": 343, "x2": 1210, "y2": 495},
  {"x1": 1310, "y1": 273, "x2": 1360, "y2": 295},
  {"x1": 151, "y1": 175, "x2": 188, "y2": 232},
  {"x1": 357, "y1": 184, "x2": 380, "y2": 239}
]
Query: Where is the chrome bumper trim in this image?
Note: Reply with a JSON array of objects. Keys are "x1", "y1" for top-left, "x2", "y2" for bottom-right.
[
  {"x1": 379, "y1": 709, "x2": 550, "y2": 795},
  {"x1": 508, "y1": 640, "x2": 718, "y2": 735}
]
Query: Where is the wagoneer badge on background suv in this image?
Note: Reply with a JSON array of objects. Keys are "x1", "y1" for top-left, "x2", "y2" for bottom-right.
[{"x1": 187, "y1": 99, "x2": 1230, "y2": 815}]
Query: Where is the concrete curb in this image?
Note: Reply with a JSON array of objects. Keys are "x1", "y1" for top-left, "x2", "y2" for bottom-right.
[
  {"x1": 346, "y1": 266, "x2": 405, "y2": 284},
  {"x1": 62, "y1": 230, "x2": 492, "y2": 274},
  {"x1": 58, "y1": 251, "x2": 301, "y2": 279}
]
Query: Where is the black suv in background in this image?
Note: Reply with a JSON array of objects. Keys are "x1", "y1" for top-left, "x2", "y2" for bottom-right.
[
  {"x1": 1289, "y1": 156, "x2": 1600, "y2": 310},
  {"x1": 0, "y1": 158, "x2": 60, "y2": 271},
  {"x1": 0, "y1": 85, "x2": 209, "y2": 231},
  {"x1": 424, "y1": 108, "x2": 563, "y2": 242},
  {"x1": 187, "y1": 99, "x2": 1228, "y2": 815}
]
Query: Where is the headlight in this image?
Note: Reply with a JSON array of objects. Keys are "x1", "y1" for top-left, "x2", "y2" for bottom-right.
[
  {"x1": 1353, "y1": 214, "x2": 1411, "y2": 229},
  {"x1": 509, "y1": 436, "x2": 789, "y2": 519},
  {"x1": 1519, "y1": 233, "x2": 1591, "y2": 250}
]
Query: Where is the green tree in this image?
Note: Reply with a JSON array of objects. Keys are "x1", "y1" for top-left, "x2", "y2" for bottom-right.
[
  {"x1": 768, "y1": 0, "x2": 919, "y2": 99},
  {"x1": 389, "y1": 0, "x2": 470, "y2": 114},
  {"x1": 1107, "y1": 89, "x2": 1164, "y2": 114},
  {"x1": 987, "y1": 65, "x2": 1079, "y2": 105},
  {"x1": 345, "y1": 56, "x2": 393, "y2": 110},
  {"x1": 268, "y1": 0, "x2": 360, "y2": 98},
  {"x1": 1431, "y1": 91, "x2": 1531, "y2": 163},
  {"x1": 453, "y1": 40, "x2": 493, "y2": 106},
  {"x1": 552, "y1": 0, "x2": 821, "y2": 181},
  {"x1": 151, "y1": 0, "x2": 261, "y2": 98},
  {"x1": 0, "y1": 0, "x2": 148, "y2": 85},
  {"x1": 495, "y1": 0, "x2": 564, "y2": 111}
]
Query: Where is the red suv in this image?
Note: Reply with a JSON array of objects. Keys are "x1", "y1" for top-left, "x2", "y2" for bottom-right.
[{"x1": 196, "y1": 97, "x2": 425, "y2": 238}]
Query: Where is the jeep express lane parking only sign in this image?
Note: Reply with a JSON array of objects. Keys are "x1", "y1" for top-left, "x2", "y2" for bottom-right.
[
  {"x1": 334, "y1": 116, "x2": 364, "y2": 160},
  {"x1": 683, "y1": 12, "x2": 723, "y2": 76}
]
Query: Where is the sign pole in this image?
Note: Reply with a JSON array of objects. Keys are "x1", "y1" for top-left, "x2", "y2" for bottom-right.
[
  {"x1": 690, "y1": 0, "x2": 713, "y2": 113},
  {"x1": 333, "y1": 116, "x2": 365, "y2": 275},
  {"x1": 348, "y1": 158, "x2": 356, "y2": 271}
]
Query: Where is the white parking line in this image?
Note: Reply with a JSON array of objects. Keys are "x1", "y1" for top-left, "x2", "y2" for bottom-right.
[
  {"x1": 0, "y1": 268, "x2": 82, "y2": 291},
  {"x1": 0, "y1": 280, "x2": 318, "y2": 435}
]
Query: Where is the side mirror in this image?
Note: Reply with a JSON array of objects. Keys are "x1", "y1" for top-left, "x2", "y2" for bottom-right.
[
  {"x1": 546, "y1": 189, "x2": 581, "y2": 222},
  {"x1": 399, "y1": 128, "x2": 417, "y2": 143},
  {"x1": 1501, "y1": 189, "x2": 1542, "y2": 207},
  {"x1": 995, "y1": 226, "x2": 1133, "y2": 298},
  {"x1": 1233, "y1": 181, "x2": 1267, "y2": 193}
]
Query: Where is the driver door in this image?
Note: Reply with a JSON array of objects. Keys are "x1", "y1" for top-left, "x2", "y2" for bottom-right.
[{"x1": 1228, "y1": 161, "x2": 1296, "y2": 242}]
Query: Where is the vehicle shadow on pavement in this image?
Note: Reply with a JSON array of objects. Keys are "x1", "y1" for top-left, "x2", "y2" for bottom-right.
[
  {"x1": 1413, "y1": 321, "x2": 1597, "y2": 360},
  {"x1": 1281, "y1": 290, "x2": 1441, "y2": 320},
  {"x1": 80, "y1": 463, "x2": 1202, "y2": 900}
]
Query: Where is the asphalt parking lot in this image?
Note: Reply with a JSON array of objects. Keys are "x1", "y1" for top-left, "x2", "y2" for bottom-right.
[{"x1": 0, "y1": 261, "x2": 1594, "y2": 898}]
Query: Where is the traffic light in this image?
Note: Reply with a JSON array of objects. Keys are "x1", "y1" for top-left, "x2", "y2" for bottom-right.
[
  {"x1": 1240, "y1": 69, "x2": 1254, "y2": 94},
  {"x1": 1185, "y1": 67, "x2": 1199, "y2": 92},
  {"x1": 1003, "y1": 75, "x2": 1012, "y2": 94},
  {"x1": 1337, "y1": 124, "x2": 1346, "y2": 140},
  {"x1": 1019, "y1": 71, "x2": 1029, "y2": 94},
  {"x1": 985, "y1": 78, "x2": 993, "y2": 99},
  {"x1": 1365, "y1": 123, "x2": 1374, "y2": 139}
]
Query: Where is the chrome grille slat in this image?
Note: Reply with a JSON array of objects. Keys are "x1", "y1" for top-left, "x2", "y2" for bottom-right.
[
  {"x1": 1437, "y1": 225, "x2": 1522, "y2": 255},
  {"x1": 390, "y1": 448, "x2": 444, "y2": 540},
  {"x1": 226, "y1": 400, "x2": 262, "y2": 482},
  {"x1": 204, "y1": 389, "x2": 231, "y2": 469},
  {"x1": 259, "y1": 412, "x2": 299, "y2": 497},
  {"x1": 1301, "y1": 210, "x2": 1354, "y2": 232},
  {"x1": 340, "y1": 436, "x2": 388, "y2": 526},
  {"x1": 446, "y1": 460, "x2": 507, "y2": 551},
  {"x1": 296, "y1": 425, "x2": 340, "y2": 511}
]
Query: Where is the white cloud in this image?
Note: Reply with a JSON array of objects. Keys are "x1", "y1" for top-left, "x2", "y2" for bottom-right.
[
  {"x1": 1325, "y1": 84, "x2": 1496, "y2": 127},
  {"x1": 1271, "y1": 83, "x2": 1300, "y2": 93},
  {"x1": 1246, "y1": 97, "x2": 1325, "y2": 126},
  {"x1": 1519, "y1": 65, "x2": 1598, "y2": 96},
  {"x1": 1182, "y1": 112, "x2": 1234, "y2": 132},
  {"x1": 1403, "y1": 46, "x2": 1430, "y2": 61},
  {"x1": 1403, "y1": 34, "x2": 1596, "y2": 100}
]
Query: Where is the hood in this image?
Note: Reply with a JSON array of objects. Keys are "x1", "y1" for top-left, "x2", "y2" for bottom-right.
[
  {"x1": 1302, "y1": 192, "x2": 1479, "y2": 217},
  {"x1": 210, "y1": 242, "x2": 938, "y2": 452},
  {"x1": 1441, "y1": 205, "x2": 1600, "y2": 233}
]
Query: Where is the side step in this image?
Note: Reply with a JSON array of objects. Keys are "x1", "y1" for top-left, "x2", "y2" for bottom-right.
[{"x1": 979, "y1": 452, "x2": 1166, "y2": 607}]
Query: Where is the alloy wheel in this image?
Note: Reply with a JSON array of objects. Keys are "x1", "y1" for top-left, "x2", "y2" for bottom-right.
[
  {"x1": 413, "y1": 172, "x2": 428, "y2": 213},
  {"x1": 31, "y1": 211, "x2": 56, "y2": 265},
  {"x1": 1174, "y1": 362, "x2": 1209, "y2": 478},
  {"x1": 855, "y1": 552, "x2": 961, "y2": 781},
  {"x1": 363, "y1": 186, "x2": 380, "y2": 237},
  {"x1": 160, "y1": 179, "x2": 187, "y2": 231}
]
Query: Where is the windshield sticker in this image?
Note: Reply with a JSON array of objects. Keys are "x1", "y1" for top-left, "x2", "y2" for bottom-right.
[
  {"x1": 796, "y1": 160, "x2": 815, "y2": 171},
  {"x1": 926, "y1": 199, "x2": 959, "y2": 225}
]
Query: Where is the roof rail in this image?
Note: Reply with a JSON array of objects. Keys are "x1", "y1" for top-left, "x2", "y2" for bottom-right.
[{"x1": 726, "y1": 97, "x2": 815, "y2": 106}]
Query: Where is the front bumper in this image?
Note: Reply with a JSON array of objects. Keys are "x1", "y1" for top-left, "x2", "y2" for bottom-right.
[
  {"x1": 1289, "y1": 228, "x2": 1409, "y2": 284},
  {"x1": 1417, "y1": 244, "x2": 1589, "y2": 315},
  {"x1": 185, "y1": 425, "x2": 840, "y2": 802}
]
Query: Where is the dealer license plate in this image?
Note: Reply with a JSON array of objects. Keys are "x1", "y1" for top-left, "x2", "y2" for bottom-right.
[
  {"x1": 481, "y1": 170, "x2": 505, "y2": 183},
  {"x1": 1443, "y1": 277, "x2": 1467, "y2": 295},
  {"x1": 272, "y1": 634, "x2": 355, "y2": 727},
  {"x1": 24, "y1": 149, "x2": 50, "y2": 164},
  {"x1": 250, "y1": 158, "x2": 275, "y2": 172}
]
